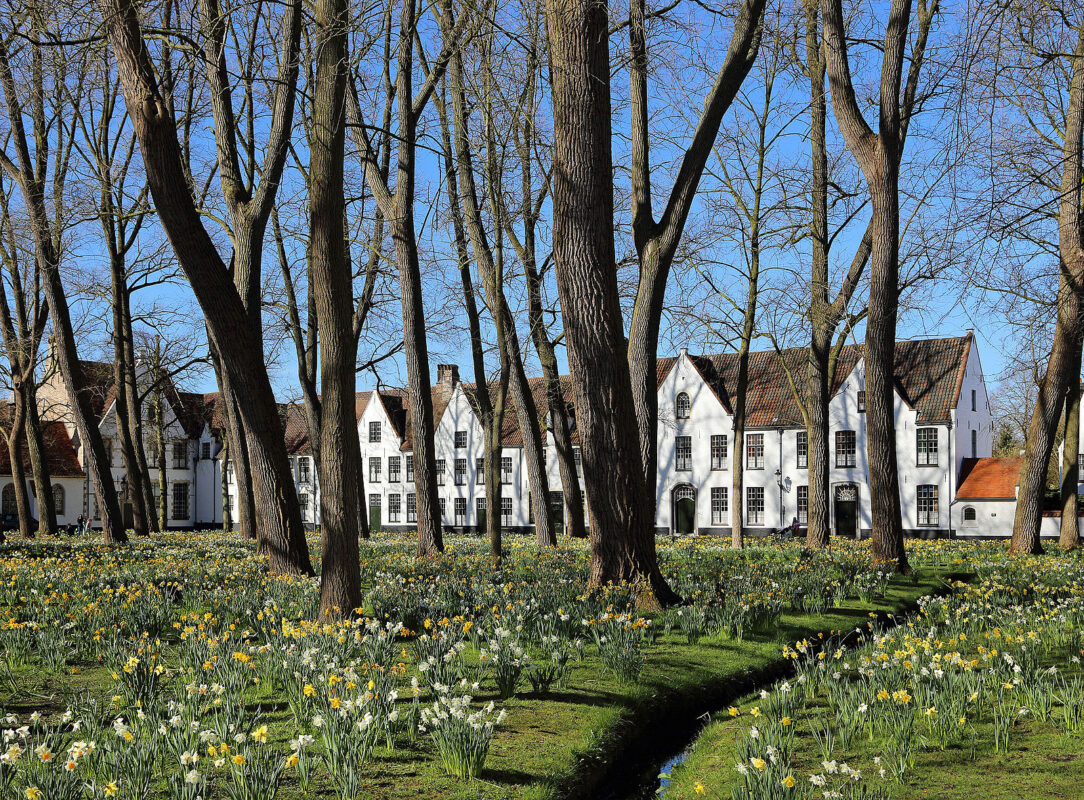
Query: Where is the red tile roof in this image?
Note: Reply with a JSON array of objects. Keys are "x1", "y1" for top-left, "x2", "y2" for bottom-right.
[
  {"x1": 957, "y1": 457, "x2": 1021, "y2": 500},
  {"x1": 0, "y1": 410, "x2": 84, "y2": 477}
]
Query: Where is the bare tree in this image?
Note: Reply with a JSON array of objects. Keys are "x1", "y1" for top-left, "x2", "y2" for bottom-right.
[
  {"x1": 1007, "y1": 10, "x2": 1084, "y2": 554},
  {"x1": 103, "y1": 0, "x2": 313, "y2": 573},
  {"x1": 820, "y1": 0, "x2": 939, "y2": 571},
  {"x1": 546, "y1": 0, "x2": 676, "y2": 606},
  {"x1": 345, "y1": 0, "x2": 475, "y2": 556},
  {"x1": 0, "y1": 24, "x2": 127, "y2": 542},
  {"x1": 0, "y1": 174, "x2": 50, "y2": 538},
  {"x1": 625, "y1": 0, "x2": 766, "y2": 522},
  {"x1": 435, "y1": 0, "x2": 555, "y2": 548},
  {"x1": 308, "y1": 0, "x2": 363, "y2": 617}
]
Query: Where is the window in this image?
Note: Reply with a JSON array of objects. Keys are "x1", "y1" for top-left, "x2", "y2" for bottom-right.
[
  {"x1": 747, "y1": 433, "x2": 765, "y2": 470},
  {"x1": 438, "y1": 497, "x2": 446, "y2": 519},
  {"x1": 963, "y1": 506, "x2": 977, "y2": 524},
  {"x1": 1078, "y1": 454, "x2": 1084, "y2": 475},
  {"x1": 916, "y1": 428, "x2": 938, "y2": 467},
  {"x1": 407, "y1": 493, "x2": 417, "y2": 523},
  {"x1": 796, "y1": 431, "x2": 808, "y2": 469},
  {"x1": 454, "y1": 430, "x2": 467, "y2": 449},
  {"x1": 574, "y1": 448, "x2": 583, "y2": 477},
  {"x1": 389, "y1": 456, "x2": 401, "y2": 483},
  {"x1": 299, "y1": 458, "x2": 311, "y2": 484},
  {"x1": 710, "y1": 435, "x2": 727, "y2": 470},
  {"x1": 201, "y1": 441, "x2": 212, "y2": 460},
  {"x1": 1, "y1": 483, "x2": 14, "y2": 515},
  {"x1": 406, "y1": 455, "x2": 414, "y2": 482},
  {"x1": 171, "y1": 482, "x2": 189, "y2": 520},
  {"x1": 675, "y1": 436, "x2": 692, "y2": 471},
  {"x1": 369, "y1": 421, "x2": 381, "y2": 443},
  {"x1": 477, "y1": 497, "x2": 487, "y2": 528},
  {"x1": 454, "y1": 497, "x2": 466, "y2": 524},
  {"x1": 971, "y1": 389, "x2": 977, "y2": 412},
  {"x1": 835, "y1": 430, "x2": 856, "y2": 468},
  {"x1": 501, "y1": 456, "x2": 513, "y2": 484},
  {"x1": 227, "y1": 493, "x2": 234, "y2": 514},
  {"x1": 797, "y1": 485, "x2": 808, "y2": 524},
  {"x1": 476, "y1": 457, "x2": 485, "y2": 485},
  {"x1": 172, "y1": 440, "x2": 187, "y2": 469},
  {"x1": 299, "y1": 493, "x2": 309, "y2": 521},
  {"x1": 917, "y1": 485, "x2": 938, "y2": 527},
  {"x1": 455, "y1": 458, "x2": 467, "y2": 485},
  {"x1": 52, "y1": 484, "x2": 65, "y2": 516},
  {"x1": 226, "y1": 461, "x2": 235, "y2": 484},
  {"x1": 435, "y1": 458, "x2": 445, "y2": 485},
  {"x1": 710, "y1": 487, "x2": 728, "y2": 525},
  {"x1": 857, "y1": 391, "x2": 866, "y2": 413},
  {"x1": 369, "y1": 457, "x2": 382, "y2": 482},
  {"x1": 971, "y1": 429, "x2": 977, "y2": 459},
  {"x1": 746, "y1": 486, "x2": 764, "y2": 526},
  {"x1": 388, "y1": 493, "x2": 401, "y2": 523},
  {"x1": 501, "y1": 496, "x2": 513, "y2": 526},
  {"x1": 676, "y1": 392, "x2": 691, "y2": 419}
]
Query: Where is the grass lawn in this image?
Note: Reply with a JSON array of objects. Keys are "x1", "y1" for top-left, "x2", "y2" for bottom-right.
[
  {"x1": 0, "y1": 542, "x2": 955, "y2": 800},
  {"x1": 662, "y1": 553, "x2": 1084, "y2": 800}
]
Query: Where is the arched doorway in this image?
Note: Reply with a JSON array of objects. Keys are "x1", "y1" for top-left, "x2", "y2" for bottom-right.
[
  {"x1": 673, "y1": 485, "x2": 696, "y2": 535},
  {"x1": 834, "y1": 483, "x2": 858, "y2": 538}
]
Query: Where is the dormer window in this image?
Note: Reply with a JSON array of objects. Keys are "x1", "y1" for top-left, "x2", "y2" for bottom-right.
[
  {"x1": 857, "y1": 391, "x2": 866, "y2": 413},
  {"x1": 676, "y1": 392, "x2": 691, "y2": 420}
]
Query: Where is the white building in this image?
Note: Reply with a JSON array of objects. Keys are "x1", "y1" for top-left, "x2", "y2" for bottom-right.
[{"x1": 16, "y1": 331, "x2": 1039, "y2": 540}]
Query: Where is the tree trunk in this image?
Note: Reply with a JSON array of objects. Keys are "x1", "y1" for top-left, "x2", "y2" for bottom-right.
[
  {"x1": 1012, "y1": 287, "x2": 1081, "y2": 554},
  {"x1": 865, "y1": 181, "x2": 908, "y2": 570},
  {"x1": 23, "y1": 384, "x2": 56, "y2": 535},
  {"x1": 1013, "y1": 26, "x2": 1084, "y2": 556},
  {"x1": 1059, "y1": 331, "x2": 1082, "y2": 549},
  {"x1": 210, "y1": 344, "x2": 256, "y2": 540},
  {"x1": 805, "y1": 332, "x2": 832, "y2": 548},
  {"x1": 546, "y1": 0, "x2": 677, "y2": 607},
  {"x1": 731, "y1": 350, "x2": 749, "y2": 549},
  {"x1": 5, "y1": 391, "x2": 34, "y2": 539},
  {"x1": 110, "y1": 270, "x2": 149, "y2": 536},
  {"x1": 221, "y1": 435, "x2": 232, "y2": 531},
  {"x1": 154, "y1": 388, "x2": 168, "y2": 529},
  {"x1": 104, "y1": 0, "x2": 313, "y2": 574},
  {"x1": 310, "y1": 0, "x2": 362, "y2": 619},
  {"x1": 121, "y1": 294, "x2": 157, "y2": 533}
]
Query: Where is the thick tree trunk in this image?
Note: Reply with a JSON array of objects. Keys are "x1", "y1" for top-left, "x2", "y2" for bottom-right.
[
  {"x1": 731, "y1": 352, "x2": 748, "y2": 549},
  {"x1": 1012, "y1": 287, "x2": 1081, "y2": 554},
  {"x1": 5, "y1": 391, "x2": 34, "y2": 539},
  {"x1": 1014, "y1": 27, "x2": 1084, "y2": 555},
  {"x1": 104, "y1": 0, "x2": 313, "y2": 574},
  {"x1": 23, "y1": 384, "x2": 56, "y2": 535},
  {"x1": 546, "y1": 0, "x2": 677, "y2": 607},
  {"x1": 805, "y1": 334, "x2": 831, "y2": 548},
  {"x1": 1059, "y1": 333, "x2": 1082, "y2": 549},
  {"x1": 310, "y1": 0, "x2": 362, "y2": 619},
  {"x1": 865, "y1": 183, "x2": 908, "y2": 570}
]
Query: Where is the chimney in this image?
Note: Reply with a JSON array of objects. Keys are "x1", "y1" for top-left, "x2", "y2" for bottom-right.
[{"x1": 437, "y1": 364, "x2": 459, "y2": 387}]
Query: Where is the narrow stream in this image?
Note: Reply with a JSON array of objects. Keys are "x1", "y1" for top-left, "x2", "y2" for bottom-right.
[{"x1": 589, "y1": 575, "x2": 962, "y2": 800}]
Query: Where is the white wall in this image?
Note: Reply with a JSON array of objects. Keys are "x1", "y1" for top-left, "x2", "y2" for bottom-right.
[{"x1": 0, "y1": 476, "x2": 83, "y2": 527}]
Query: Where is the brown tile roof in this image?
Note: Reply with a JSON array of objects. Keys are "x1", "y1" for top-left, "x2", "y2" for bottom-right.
[
  {"x1": 957, "y1": 457, "x2": 1021, "y2": 500},
  {"x1": 75, "y1": 360, "x2": 116, "y2": 423},
  {"x1": 0, "y1": 407, "x2": 84, "y2": 477},
  {"x1": 687, "y1": 334, "x2": 973, "y2": 428}
]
